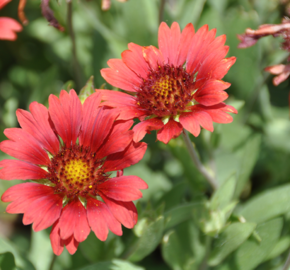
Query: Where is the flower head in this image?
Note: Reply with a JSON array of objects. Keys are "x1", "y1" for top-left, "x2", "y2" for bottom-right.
[
  {"x1": 0, "y1": 0, "x2": 22, "y2": 40},
  {"x1": 99, "y1": 22, "x2": 237, "y2": 144},
  {"x1": 0, "y1": 90, "x2": 147, "y2": 255}
]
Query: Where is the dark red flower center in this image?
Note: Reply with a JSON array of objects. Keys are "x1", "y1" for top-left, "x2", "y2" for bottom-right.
[
  {"x1": 47, "y1": 145, "x2": 108, "y2": 199},
  {"x1": 137, "y1": 65, "x2": 195, "y2": 117}
]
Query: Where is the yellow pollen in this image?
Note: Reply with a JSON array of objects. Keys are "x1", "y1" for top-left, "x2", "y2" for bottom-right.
[
  {"x1": 89, "y1": 185, "x2": 93, "y2": 189},
  {"x1": 64, "y1": 159, "x2": 90, "y2": 184}
]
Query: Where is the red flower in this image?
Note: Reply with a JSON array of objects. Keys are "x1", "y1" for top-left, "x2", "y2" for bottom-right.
[
  {"x1": 0, "y1": 90, "x2": 147, "y2": 255},
  {"x1": 0, "y1": 0, "x2": 22, "y2": 40},
  {"x1": 99, "y1": 22, "x2": 237, "y2": 144}
]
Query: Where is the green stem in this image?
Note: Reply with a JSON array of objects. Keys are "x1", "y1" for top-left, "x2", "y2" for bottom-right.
[
  {"x1": 182, "y1": 131, "x2": 218, "y2": 190},
  {"x1": 282, "y1": 250, "x2": 290, "y2": 270},
  {"x1": 67, "y1": 0, "x2": 83, "y2": 90},
  {"x1": 158, "y1": 0, "x2": 166, "y2": 25},
  {"x1": 48, "y1": 254, "x2": 56, "y2": 270}
]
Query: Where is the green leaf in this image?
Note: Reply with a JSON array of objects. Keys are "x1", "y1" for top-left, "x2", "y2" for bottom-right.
[
  {"x1": 77, "y1": 259, "x2": 145, "y2": 270},
  {"x1": 264, "y1": 236, "x2": 290, "y2": 261},
  {"x1": 0, "y1": 252, "x2": 16, "y2": 270},
  {"x1": 237, "y1": 184, "x2": 290, "y2": 223},
  {"x1": 162, "y1": 231, "x2": 186, "y2": 270},
  {"x1": 210, "y1": 174, "x2": 236, "y2": 210},
  {"x1": 162, "y1": 220, "x2": 205, "y2": 270},
  {"x1": 0, "y1": 237, "x2": 35, "y2": 270},
  {"x1": 79, "y1": 76, "x2": 95, "y2": 104},
  {"x1": 164, "y1": 203, "x2": 201, "y2": 230},
  {"x1": 208, "y1": 222, "x2": 257, "y2": 266},
  {"x1": 126, "y1": 216, "x2": 164, "y2": 262},
  {"x1": 219, "y1": 218, "x2": 283, "y2": 270},
  {"x1": 234, "y1": 134, "x2": 261, "y2": 198}
]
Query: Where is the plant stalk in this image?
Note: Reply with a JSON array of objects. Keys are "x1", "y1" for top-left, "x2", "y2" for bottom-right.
[
  {"x1": 158, "y1": 0, "x2": 166, "y2": 24},
  {"x1": 182, "y1": 130, "x2": 218, "y2": 190},
  {"x1": 282, "y1": 250, "x2": 290, "y2": 270},
  {"x1": 67, "y1": 0, "x2": 83, "y2": 90}
]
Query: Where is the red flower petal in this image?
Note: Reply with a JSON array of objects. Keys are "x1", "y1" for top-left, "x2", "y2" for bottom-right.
[
  {"x1": 58, "y1": 199, "x2": 90, "y2": 243},
  {"x1": 80, "y1": 96, "x2": 118, "y2": 153},
  {"x1": 122, "y1": 43, "x2": 149, "y2": 78},
  {"x1": 142, "y1": 45, "x2": 164, "y2": 71},
  {"x1": 101, "y1": 59, "x2": 142, "y2": 92},
  {"x1": 97, "y1": 129, "x2": 133, "y2": 159},
  {"x1": 0, "y1": 17, "x2": 22, "y2": 41},
  {"x1": 212, "y1": 57, "x2": 236, "y2": 80},
  {"x1": 50, "y1": 220, "x2": 65, "y2": 256},
  {"x1": 103, "y1": 141, "x2": 147, "y2": 172},
  {"x1": 157, "y1": 120, "x2": 183, "y2": 144},
  {"x1": 194, "y1": 35, "x2": 228, "y2": 83},
  {"x1": 176, "y1": 23, "x2": 195, "y2": 66},
  {"x1": 193, "y1": 80, "x2": 230, "y2": 106},
  {"x1": 22, "y1": 193, "x2": 62, "y2": 232},
  {"x1": 180, "y1": 110, "x2": 213, "y2": 137},
  {"x1": 158, "y1": 22, "x2": 181, "y2": 66},
  {"x1": 50, "y1": 220, "x2": 79, "y2": 255},
  {"x1": 197, "y1": 103, "x2": 237, "y2": 123},
  {"x1": 63, "y1": 235, "x2": 79, "y2": 255},
  {"x1": 101, "y1": 196, "x2": 138, "y2": 229},
  {"x1": 186, "y1": 25, "x2": 216, "y2": 74},
  {"x1": 16, "y1": 102, "x2": 59, "y2": 155},
  {"x1": 0, "y1": 128, "x2": 50, "y2": 165},
  {"x1": 0, "y1": 159, "x2": 47, "y2": 180},
  {"x1": 132, "y1": 118, "x2": 164, "y2": 142},
  {"x1": 0, "y1": 0, "x2": 11, "y2": 9},
  {"x1": 98, "y1": 175, "x2": 148, "y2": 201},
  {"x1": 87, "y1": 198, "x2": 122, "y2": 241},
  {"x1": 49, "y1": 90, "x2": 82, "y2": 147}
]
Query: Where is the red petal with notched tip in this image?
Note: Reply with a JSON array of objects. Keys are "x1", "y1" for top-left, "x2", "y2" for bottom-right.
[
  {"x1": 50, "y1": 220, "x2": 65, "y2": 256},
  {"x1": 48, "y1": 90, "x2": 82, "y2": 147},
  {"x1": 22, "y1": 193, "x2": 62, "y2": 231},
  {"x1": 158, "y1": 22, "x2": 181, "y2": 66},
  {"x1": 196, "y1": 103, "x2": 237, "y2": 123},
  {"x1": 186, "y1": 25, "x2": 216, "y2": 74},
  {"x1": 101, "y1": 195, "x2": 138, "y2": 229},
  {"x1": 98, "y1": 175, "x2": 148, "y2": 201},
  {"x1": 64, "y1": 235, "x2": 79, "y2": 255},
  {"x1": 122, "y1": 43, "x2": 149, "y2": 78},
  {"x1": 0, "y1": 17, "x2": 22, "y2": 41},
  {"x1": 157, "y1": 120, "x2": 183, "y2": 144},
  {"x1": 101, "y1": 59, "x2": 142, "y2": 92},
  {"x1": 58, "y1": 199, "x2": 90, "y2": 243},
  {"x1": 0, "y1": 159, "x2": 47, "y2": 180},
  {"x1": 212, "y1": 57, "x2": 236, "y2": 80},
  {"x1": 176, "y1": 23, "x2": 195, "y2": 66},
  {"x1": 132, "y1": 118, "x2": 164, "y2": 142},
  {"x1": 87, "y1": 198, "x2": 122, "y2": 241},
  {"x1": 193, "y1": 80, "x2": 230, "y2": 106},
  {"x1": 142, "y1": 45, "x2": 164, "y2": 71},
  {"x1": 103, "y1": 141, "x2": 147, "y2": 172},
  {"x1": 180, "y1": 110, "x2": 213, "y2": 137},
  {"x1": 80, "y1": 105, "x2": 118, "y2": 153},
  {"x1": 0, "y1": 128, "x2": 50, "y2": 165},
  {"x1": 16, "y1": 102, "x2": 59, "y2": 155}
]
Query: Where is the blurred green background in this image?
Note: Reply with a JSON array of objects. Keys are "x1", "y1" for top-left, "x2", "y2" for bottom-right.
[{"x1": 1, "y1": 0, "x2": 290, "y2": 269}]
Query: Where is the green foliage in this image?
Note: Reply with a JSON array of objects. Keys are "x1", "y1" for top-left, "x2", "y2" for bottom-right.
[{"x1": 1, "y1": 0, "x2": 290, "y2": 269}]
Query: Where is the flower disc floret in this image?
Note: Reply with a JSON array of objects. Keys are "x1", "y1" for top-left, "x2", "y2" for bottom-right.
[{"x1": 137, "y1": 65, "x2": 195, "y2": 117}]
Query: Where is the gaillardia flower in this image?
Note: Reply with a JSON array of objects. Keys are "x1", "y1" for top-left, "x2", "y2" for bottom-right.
[
  {"x1": 100, "y1": 22, "x2": 237, "y2": 144},
  {"x1": 0, "y1": 90, "x2": 147, "y2": 255},
  {"x1": 0, "y1": 0, "x2": 22, "y2": 40}
]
